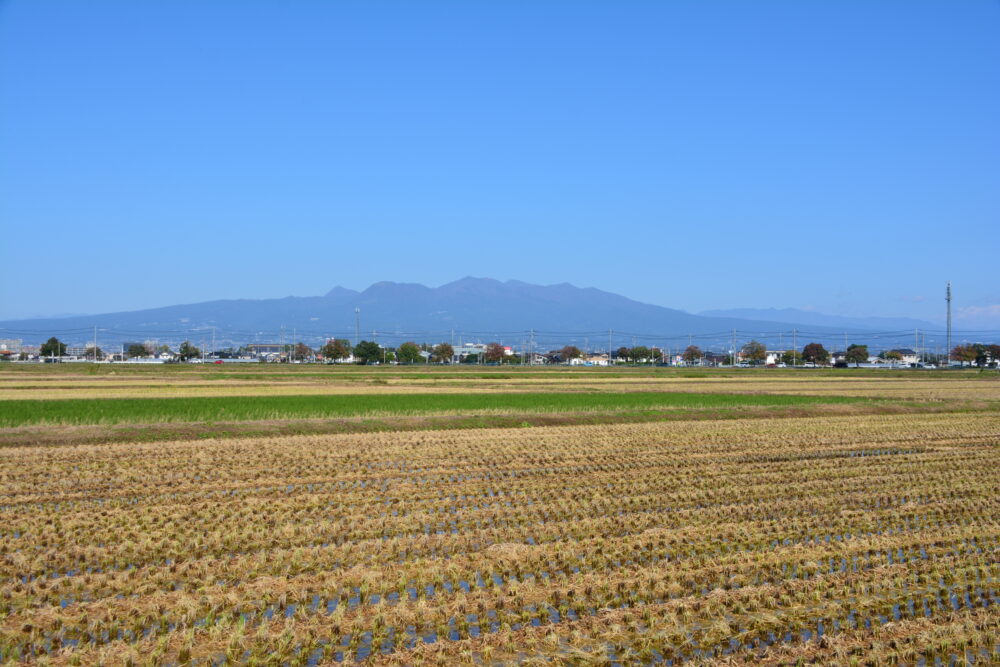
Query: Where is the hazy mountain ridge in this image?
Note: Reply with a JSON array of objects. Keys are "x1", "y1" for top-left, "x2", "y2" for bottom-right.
[
  {"x1": 699, "y1": 307, "x2": 939, "y2": 332},
  {"x1": 0, "y1": 278, "x2": 942, "y2": 346}
]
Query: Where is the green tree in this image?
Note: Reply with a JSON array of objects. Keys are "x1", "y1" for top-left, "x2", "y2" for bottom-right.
[
  {"x1": 396, "y1": 341, "x2": 423, "y2": 364},
  {"x1": 353, "y1": 340, "x2": 382, "y2": 364},
  {"x1": 845, "y1": 344, "x2": 869, "y2": 367},
  {"x1": 484, "y1": 342, "x2": 505, "y2": 363},
  {"x1": 615, "y1": 347, "x2": 631, "y2": 363},
  {"x1": 682, "y1": 345, "x2": 702, "y2": 365},
  {"x1": 127, "y1": 343, "x2": 148, "y2": 358},
  {"x1": 802, "y1": 343, "x2": 829, "y2": 365},
  {"x1": 740, "y1": 340, "x2": 766, "y2": 365},
  {"x1": 178, "y1": 341, "x2": 201, "y2": 361},
  {"x1": 971, "y1": 343, "x2": 990, "y2": 367},
  {"x1": 293, "y1": 342, "x2": 312, "y2": 361},
  {"x1": 40, "y1": 337, "x2": 66, "y2": 357},
  {"x1": 560, "y1": 345, "x2": 582, "y2": 362},
  {"x1": 781, "y1": 349, "x2": 802, "y2": 365},
  {"x1": 85, "y1": 346, "x2": 104, "y2": 361},
  {"x1": 431, "y1": 342, "x2": 454, "y2": 363},
  {"x1": 630, "y1": 346, "x2": 651, "y2": 363}
]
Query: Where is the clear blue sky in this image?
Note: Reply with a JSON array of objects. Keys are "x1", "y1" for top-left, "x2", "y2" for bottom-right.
[{"x1": 2, "y1": 1, "x2": 998, "y2": 326}]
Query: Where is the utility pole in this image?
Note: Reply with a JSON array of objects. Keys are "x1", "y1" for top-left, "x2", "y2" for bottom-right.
[
  {"x1": 529, "y1": 329, "x2": 535, "y2": 366},
  {"x1": 946, "y1": 282, "x2": 952, "y2": 366},
  {"x1": 355, "y1": 308, "x2": 361, "y2": 346},
  {"x1": 608, "y1": 329, "x2": 613, "y2": 365},
  {"x1": 792, "y1": 329, "x2": 797, "y2": 367},
  {"x1": 731, "y1": 329, "x2": 737, "y2": 366},
  {"x1": 93, "y1": 326, "x2": 98, "y2": 362},
  {"x1": 212, "y1": 326, "x2": 216, "y2": 358}
]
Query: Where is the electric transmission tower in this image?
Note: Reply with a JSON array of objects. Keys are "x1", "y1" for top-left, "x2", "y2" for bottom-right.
[{"x1": 946, "y1": 282, "x2": 952, "y2": 366}]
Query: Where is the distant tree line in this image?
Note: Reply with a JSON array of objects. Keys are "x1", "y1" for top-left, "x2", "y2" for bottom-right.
[
  {"x1": 23, "y1": 335, "x2": 1000, "y2": 369},
  {"x1": 951, "y1": 343, "x2": 1000, "y2": 367}
]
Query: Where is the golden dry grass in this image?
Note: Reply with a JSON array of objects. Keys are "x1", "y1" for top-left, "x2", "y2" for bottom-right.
[{"x1": 1, "y1": 411, "x2": 998, "y2": 664}]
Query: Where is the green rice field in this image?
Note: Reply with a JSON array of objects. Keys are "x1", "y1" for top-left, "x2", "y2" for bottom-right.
[{"x1": 0, "y1": 391, "x2": 863, "y2": 427}]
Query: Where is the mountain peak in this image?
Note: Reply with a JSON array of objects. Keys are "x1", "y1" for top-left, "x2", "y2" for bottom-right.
[{"x1": 324, "y1": 286, "x2": 359, "y2": 299}]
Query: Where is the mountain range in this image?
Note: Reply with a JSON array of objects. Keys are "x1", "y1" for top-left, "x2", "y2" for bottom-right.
[
  {"x1": 0, "y1": 278, "x2": 947, "y2": 348},
  {"x1": 699, "y1": 308, "x2": 937, "y2": 332}
]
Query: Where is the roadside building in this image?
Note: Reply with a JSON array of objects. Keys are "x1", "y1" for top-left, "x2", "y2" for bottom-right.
[
  {"x1": 889, "y1": 348, "x2": 920, "y2": 365},
  {"x1": 246, "y1": 343, "x2": 286, "y2": 358},
  {"x1": 453, "y1": 343, "x2": 487, "y2": 363},
  {"x1": 765, "y1": 350, "x2": 788, "y2": 365},
  {"x1": 572, "y1": 353, "x2": 610, "y2": 366}
]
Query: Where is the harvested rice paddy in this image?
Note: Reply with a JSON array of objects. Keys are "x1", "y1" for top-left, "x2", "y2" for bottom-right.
[{"x1": 0, "y1": 364, "x2": 997, "y2": 664}]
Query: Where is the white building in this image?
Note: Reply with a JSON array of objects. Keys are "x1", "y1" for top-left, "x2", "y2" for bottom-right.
[{"x1": 765, "y1": 350, "x2": 788, "y2": 365}]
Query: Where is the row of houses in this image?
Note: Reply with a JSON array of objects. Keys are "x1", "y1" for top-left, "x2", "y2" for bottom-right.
[
  {"x1": 1, "y1": 336, "x2": 974, "y2": 367},
  {"x1": 761, "y1": 348, "x2": 923, "y2": 366}
]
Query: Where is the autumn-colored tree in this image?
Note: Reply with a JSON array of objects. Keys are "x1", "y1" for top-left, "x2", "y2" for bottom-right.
[
  {"x1": 951, "y1": 345, "x2": 977, "y2": 366},
  {"x1": 321, "y1": 339, "x2": 352, "y2": 361},
  {"x1": 484, "y1": 342, "x2": 505, "y2": 363},
  {"x1": 882, "y1": 350, "x2": 903, "y2": 362},
  {"x1": 431, "y1": 343, "x2": 454, "y2": 363},
  {"x1": 740, "y1": 340, "x2": 766, "y2": 365},
  {"x1": 801, "y1": 343, "x2": 830, "y2": 365},
  {"x1": 293, "y1": 342, "x2": 312, "y2": 361},
  {"x1": 682, "y1": 345, "x2": 702, "y2": 364}
]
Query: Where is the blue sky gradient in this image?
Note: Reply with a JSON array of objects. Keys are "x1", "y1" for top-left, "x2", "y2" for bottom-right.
[{"x1": 2, "y1": 1, "x2": 998, "y2": 326}]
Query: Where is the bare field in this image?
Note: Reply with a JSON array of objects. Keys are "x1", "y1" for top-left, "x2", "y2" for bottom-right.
[{"x1": 0, "y1": 365, "x2": 998, "y2": 664}]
